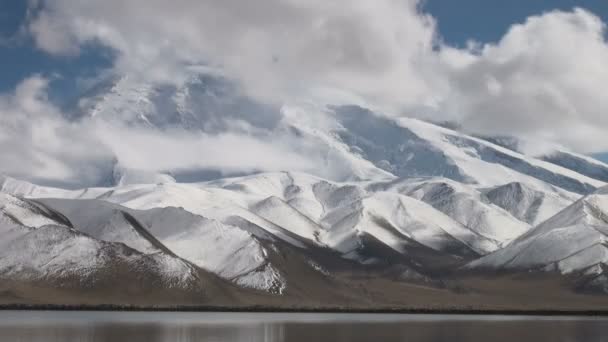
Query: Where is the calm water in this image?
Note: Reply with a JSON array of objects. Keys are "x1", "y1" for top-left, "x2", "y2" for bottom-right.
[{"x1": 0, "y1": 311, "x2": 607, "y2": 341}]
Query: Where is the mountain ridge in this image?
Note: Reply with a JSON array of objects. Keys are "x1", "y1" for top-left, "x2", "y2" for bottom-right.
[{"x1": 3, "y1": 84, "x2": 608, "y2": 307}]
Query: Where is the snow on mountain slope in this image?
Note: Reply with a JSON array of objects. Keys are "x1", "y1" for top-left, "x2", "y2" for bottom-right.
[
  {"x1": 209, "y1": 171, "x2": 540, "y2": 249},
  {"x1": 3, "y1": 172, "x2": 497, "y2": 273},
  {"x1": 104, "y1": 173, "x2": 496, "y2": 257},
  {"x1": 0, "y1": 193, "x2": 69, "y2": 249},
  {"x1": 5, "y1": 165, "x2": 573, "y2": 247},
  {"x1": 542, "y1": 151, "x2": 608, "y2": 183},
  {"x1": 86, "y1": 173, "x2": 329, "y2": 245},
  {"x1": 133, "y1": 207, "x2": 284, "y2": 292},
  {"x1": 84, "y1": 74, "x2": 282, "y2": 133},
  {"x1": 2, "y1": 170, "x2": 569, "y2": 258},
  {"x1": 370, "y1": 178, "x2": 530, "y2": 248},
  {"x1": 0, "y1": 193, "x2": 61, "y2": 230},
  {"x1": 107, "y1": 174, "x2": 511, "y2": 271},
  {"x1": 469, "y1": 186, "x2": 608, "y2": 275},
  {"x1": 31, "y1": 197, "x2": 285, "y2": 293},
  {"x1": 132, "y1": 202, "x2": 402, "y2": 295},
  {"x1": 0, "y1": 154, "x2": 595, "y2": 287},
  {"x1": 77, "y1": 179, "x2": 316, "y2": 254},
  {"x1": 318, "y1": 106, "x2": 604, "y2": 196},
  {"x1": 0, "y1": 194, "x2": 219, "y2": 294},
  {"x1": 320, "y1": 192, "x2": 487, "y2": 260},
  {"x1": 87, "y1": 76, "x2": 157, "y2": 126},
  {"x1": 208, "y1": 171, "x2": 327, "y2": 221},
  {"x1": 0, "y1": 168, "x2": 599, "y2": 297},
  {"x1": 34, "y1": 198, "x2": 163, "y2": 254},
  {"x1": 394, "y1": 116, "x2": 603, "y2": 195},
  {"x1": 484, "y1": 182, "x2": 573, "y2": 225},
  {"x1": 0, "y1": 224, "x2": 200, "y2": 289},
  {"x1": 279, "y1": 108, "x2": 396, "y2": 182},
  {"x1": 249, "y1": 196, "x2": 324, "y2": 244},
  {"x1": 331, "y1": 106, "x2": 470, "y2": 183},
  {"x1": 476, "y1": 136, "x2": 608, "y2": 184},
  {"x1": 205, "y1": 173, "x2": 514, "y2": 260}
]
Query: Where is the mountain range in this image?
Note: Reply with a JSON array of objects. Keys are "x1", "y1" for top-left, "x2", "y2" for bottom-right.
[{"x1": 2, "y1": 74, "x2": 608, "y2": 311}]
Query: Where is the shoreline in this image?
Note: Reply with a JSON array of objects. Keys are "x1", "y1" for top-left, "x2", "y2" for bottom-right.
[{"x1": 2, "y1": 304, "x2": 608, "y2": 316}]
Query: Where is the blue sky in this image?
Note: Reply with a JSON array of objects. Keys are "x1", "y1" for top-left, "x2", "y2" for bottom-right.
[
  {"x1": 0, "y1": 0, "x2": 114, "y2": 107},
  {"x1": 1, "y1": 0, "x2": 608, "y2": 162},
  {"x1": 424, "y1": 0, "x2": 608, "y2": 46}
]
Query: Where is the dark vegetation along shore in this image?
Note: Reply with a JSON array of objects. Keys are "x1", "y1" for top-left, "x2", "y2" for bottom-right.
[{"x1": 2, "y1": 304, "x2": 608, "y2": 317}]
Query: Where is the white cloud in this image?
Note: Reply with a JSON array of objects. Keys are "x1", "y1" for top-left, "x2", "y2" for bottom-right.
[
  {"x1": 92, "y1": 123, "x2": 318, "y2": 175},
  {"x1": 441, "y1": 8, "x2": 608, "y2": 153},
  {"x1": 18, "y1": 1, "x2": 608, "y2": 170},
  {"x1": 25, "y1": 0, "x2": 443, "y2": 111},
  {"x1": 0, "y1": 76, "x2": 354, "y2": 187},
  {"x1": 28, "y1": 11, "x2": 80, "y2": 56},
  {"x1": 0, "y1": 76, "x2": 114, "y2": 187}
]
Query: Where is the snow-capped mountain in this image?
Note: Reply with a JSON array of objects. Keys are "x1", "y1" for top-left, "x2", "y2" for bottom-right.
[
  {"x1": 75, "y1": 75, "x2": 606, "y2": 192},
  {"x1": 31, "y1": 198, "x2": 290, "y2": 294},
  {"x1": 0, "y1": 161, "x2": 605, "y2": 300},
  {"x1": 3, "y1": 75, "x2": 608, "y2": 308},
  {"x1": 82, "y1": 74, "x2": 281, "y2": 134},
  {"x1": 469, "y1": 186, "x2": 608, "y2": 280},
  {"x1": 0, "y1": 191, "x2": 235, "y2": 306}
]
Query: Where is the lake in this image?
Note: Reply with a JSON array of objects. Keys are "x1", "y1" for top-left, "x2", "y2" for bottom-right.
[{"x1": 0, "y1": 311, "x2": 607, "y2": 341}]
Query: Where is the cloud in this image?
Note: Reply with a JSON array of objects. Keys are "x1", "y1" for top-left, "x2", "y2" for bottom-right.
[
  {"x1": 0, "y1": 76, "x2": 115, "y2": 187},
  {"x1": 25, "y1": 0, "x2": 442, "y2": 111},
  {"x1": 17, "y1": 1, "x2": 608, "y2": 171},
  {"x1": 0, "y1": 76, "x2": 361, "y2": 187},
  {"x1": 28, "y1": 10, "x2": 80, "y2": 56},
  {"x1": 441, "y1": 8, "x2": 608, "y2": 154},
  {"x1": 92, "y1": 123, "x2": 319, "y2": 176}
]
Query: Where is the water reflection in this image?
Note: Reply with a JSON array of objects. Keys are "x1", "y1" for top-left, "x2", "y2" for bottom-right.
[{"x1": 0, "y1": 311, "x2": 606, "y2": 342}]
